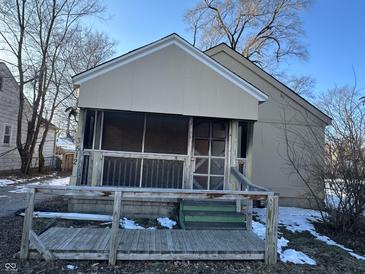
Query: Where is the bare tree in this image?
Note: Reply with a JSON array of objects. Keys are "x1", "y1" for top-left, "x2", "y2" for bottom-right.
[
  {"x1": 283, "y1": 83, "x2": 365, "y2": 233},
  {"x1": 37, "y1": 28, "x2": 115, "y2": 171},
  {"x1": 0, "y1": 0, "x2": 105, "y2": 174},
  {"x1": 185, "y1": 0, "x2": 310, "y2": 67},
  {"x1": 185, "y1": 0, "x2": 315, "y2": 100},
  {"x1": 283, "y1": 74, "x2": 315, "y2": 99}
]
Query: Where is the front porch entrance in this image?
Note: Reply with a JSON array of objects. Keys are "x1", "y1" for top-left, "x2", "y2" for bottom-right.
[
  {"x1": 77, "y1": 110, "x2": 251, "y2": 191},
  {"x1": 192, "y1": 119, "x2": 227, "y2": 190}
]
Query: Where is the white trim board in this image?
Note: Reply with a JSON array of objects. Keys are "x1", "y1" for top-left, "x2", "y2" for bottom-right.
[{"x1": 73, "y1": 34, "x2": 268, "y2": 102}]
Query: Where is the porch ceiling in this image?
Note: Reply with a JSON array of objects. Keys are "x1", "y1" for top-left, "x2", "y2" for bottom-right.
[{"x1": 76, "y1": 34, "x2": 267, "y2": 120}]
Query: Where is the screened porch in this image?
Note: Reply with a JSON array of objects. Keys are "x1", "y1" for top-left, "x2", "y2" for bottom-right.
[{"x1": 76, "y1": 109, "x2": 253, "y2": 191}]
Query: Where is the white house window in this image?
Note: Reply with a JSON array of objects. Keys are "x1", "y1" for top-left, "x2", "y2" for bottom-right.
[{"x1": 3, "y1": 125, "x2": 11, "y2": 145}]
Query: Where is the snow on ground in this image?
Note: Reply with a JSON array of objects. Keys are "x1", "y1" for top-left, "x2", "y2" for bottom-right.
[
  {"x1": 0, "y1": 179, "x2": 17, "y2": 187},
  {"x1": 8, "y1": 176, "x2": 70, "y2": 193},
  {"x1": 120, "y1": 217, "x2": 144, "y2": 229},
  {"x1": 66, "y1": 264, "x2": 77, "y2": 270},
  {"x1": 0, "y1": 173, "x2": 57, "y2": 187},
  {"x1": 252, "y1": 219, "x2": 316, "y2": 265},
  {"x1": 253, "y1": 206, "x2": 365, "y2": 263},
  {"x1": 157, "y1": 217, "x2": 176, "y2": 229}
]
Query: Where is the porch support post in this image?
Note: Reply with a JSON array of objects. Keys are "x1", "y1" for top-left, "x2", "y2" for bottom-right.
[
  {"x1": 227, "y1": 120, "x2": 239, "y2": 190},
  {"x1": 91, "y1": 151, "x2": 103, "y2": 186},
  {"x1": 265, "y1": 194, "x2": 279, "y2": 265},
  {"x1": 245, "y1": 121, "x2": 254, "y2": 179},
  {"x1": 109, "y1": 191, "x2": 122, "y2": 265},
  {"x1": 245, "y1": 199, "x2": 253, "y2": 230},
  {"x1": 70, "y1": 108, "x2": 86, "y2": 186},
  {"x1": 185, "y1": 117, "x2": 194, "y2": 189}
]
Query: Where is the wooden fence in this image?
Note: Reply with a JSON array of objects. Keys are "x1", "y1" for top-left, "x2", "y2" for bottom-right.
[{"x1": 20, "y1": 185, "x2": 279, "y2": 265}]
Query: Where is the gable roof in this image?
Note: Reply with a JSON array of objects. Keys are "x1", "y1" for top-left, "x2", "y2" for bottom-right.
[
  {"x1": 73, "y1": 33, "x2": 268, "y2": 102},
  {"x1": 205, "y1": 43, "x2": 332, "y2": 125}
]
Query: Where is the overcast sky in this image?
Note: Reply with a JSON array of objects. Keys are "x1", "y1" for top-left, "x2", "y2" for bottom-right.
[{"x1": 88, "y1": 0, "x2": 365, "y2": 97}]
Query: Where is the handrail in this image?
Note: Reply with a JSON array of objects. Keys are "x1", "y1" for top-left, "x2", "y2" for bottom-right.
[
  {"x1": 230, "y1": 167, "x2": 271, "y2": 192},
  {"x1": 28, "y1": 184, "x2": 274, "y2": 200}
]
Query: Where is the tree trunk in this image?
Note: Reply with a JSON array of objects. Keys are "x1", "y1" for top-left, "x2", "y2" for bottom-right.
[{"x1": 38, "y1": 133, "x2": 46, "y2": 173}]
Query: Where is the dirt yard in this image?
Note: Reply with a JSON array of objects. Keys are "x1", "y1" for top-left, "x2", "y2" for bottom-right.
[{"x1": 0, "y1": 197, "x2": 364, "y2": 274}]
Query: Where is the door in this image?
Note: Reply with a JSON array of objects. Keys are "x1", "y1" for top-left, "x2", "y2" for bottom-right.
[{"x1": 192, "y1": 118, "x2": 228, "y2": 190}]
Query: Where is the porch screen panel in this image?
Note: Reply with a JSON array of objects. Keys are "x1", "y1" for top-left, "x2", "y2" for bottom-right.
[
  {"x1": 144, "y1": 114, "x2": 188, "y2": 154},
  {"x1": 80, "y1": 155, "x2": 91, "y2": 185},
  {"x1": 141, "y1": 159, "x2": 183, "y2": 188},
  {"x1": 83, "y1": 110, "x2": 95, "y2": 149},
  {"x1": 102, "y1": 111, "x2": 144, "y2": 151},
  {"x1": 102, "y1": 156, "x2": 141, "y2": 187}
]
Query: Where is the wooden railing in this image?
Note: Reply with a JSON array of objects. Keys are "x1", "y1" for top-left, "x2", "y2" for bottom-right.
[
  {"x1": 20, "y1": 185, "x2": 279, "y2": 265},
  {"x1": 230, "y1": 167, "x2": 270, "y2": 192},
  {"x1": 230, "y1": 167, "x2": 271, "y2": 236},
  {"x1": 81, "y1": 150, "x2": 187, "y2": 188},
  {"x1": 103, "y1": 156, "x2": 184, "y2": 188}
]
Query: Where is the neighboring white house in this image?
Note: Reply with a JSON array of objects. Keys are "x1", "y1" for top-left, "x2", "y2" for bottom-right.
[
  {"x1": 70, "y1": 34, "x2": 331, "y2": 209},
  {"x1": 0, "y1": 62, "x2": 57, "y2": 173}
]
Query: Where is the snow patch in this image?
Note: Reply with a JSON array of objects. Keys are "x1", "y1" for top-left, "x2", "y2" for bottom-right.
[
  {"x1": 252, "y1": 220, "x2": 315, "y2": 265},
  {"x1": 8, "y1": 177, "x2": 69, "y2": 193},
  {"x1": 280, "y1": 249, "x2": 316, "y2": 265},
  {"x1": 26, "y1": 211, "x2": 113, "y2": 222},
  {"x1": 0, "y1": 179, "x2": 17, "y2": 187},
  {"x1": 255, "y1": 207, "x2": 365, "y2": 261},
  {"x1": 0, "y1": 173, "x2": 58, "y2": 187},
  {"x1": 120, "y1": 218, "x2": 144, "y2": 229},
  {"x1": 66, "y1": 264, "x2": 77, "y2": 270},
  {"x1": 157, "y1": 217, "x2": 176, "y2": 229}
]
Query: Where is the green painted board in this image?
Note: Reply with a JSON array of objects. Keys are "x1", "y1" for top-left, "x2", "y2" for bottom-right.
[
  {"x1": 184, "y1": 215, "x2": 245, "y2": 223},
  {"x1": 182, "y1": 205, "x2": 236, "y2": 212}
]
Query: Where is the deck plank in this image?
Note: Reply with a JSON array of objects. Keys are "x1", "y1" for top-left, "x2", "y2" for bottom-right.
[{"x1": 35, "y1": 227, "x2": 265, "y2": 260}]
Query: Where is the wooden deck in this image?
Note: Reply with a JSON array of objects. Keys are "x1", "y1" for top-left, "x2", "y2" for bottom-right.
[{"x1": 29, "y1": 227, "x2": 265, "y2": 260}]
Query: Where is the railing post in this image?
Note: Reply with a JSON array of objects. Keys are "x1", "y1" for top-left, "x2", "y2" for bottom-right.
[
  {"x1": 20, "y1": 188, "x2": 36, "y2": 259},
  {"x1": 265, "y1": 194, "x2": 279, "y2": 265},
  {"x1": 245, "y1": 199, "x2": 253, "y2": 231},
  {"x1": 109, "y1": 191, "x2": 122, "y2": 265},
  {"x1": 235, "y1": 199, "x2": 241, "y2": 212}
]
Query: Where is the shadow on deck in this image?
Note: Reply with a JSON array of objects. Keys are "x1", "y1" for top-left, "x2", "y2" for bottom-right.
[{"x1": 30, "y1": 227, "x2": 265, "y2": 260}]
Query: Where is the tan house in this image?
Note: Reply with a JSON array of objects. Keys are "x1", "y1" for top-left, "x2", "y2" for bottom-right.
[{"x1": 70, "y1": 34, "x2": 331, "y2": 210}]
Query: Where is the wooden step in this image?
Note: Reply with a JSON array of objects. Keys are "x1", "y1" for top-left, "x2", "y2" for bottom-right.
[
  {"x1": 183, "y1": 211, "x2": 245, "y2": 223},
  {"x1": 184, "y1": 222, "x2": 245, "y2": 230},
  {"x1": 179, "y1": 199, "x2": 246, "y2": 230},
  {"x1": 180, "y1": 200, "x2": 237, "y2": 212}
]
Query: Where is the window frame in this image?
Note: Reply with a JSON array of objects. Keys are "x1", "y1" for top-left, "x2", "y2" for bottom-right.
[{"x1": 2, "y1": 124, "x2": 12, "y2": 145}]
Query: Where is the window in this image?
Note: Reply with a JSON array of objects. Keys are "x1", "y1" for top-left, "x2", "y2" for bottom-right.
[
  {"x1": 0, "y1": 77, "x2": 3, "y2": 91},
  {"x1": 3, "y1": 125, "x2": 11, "y2": 145}
]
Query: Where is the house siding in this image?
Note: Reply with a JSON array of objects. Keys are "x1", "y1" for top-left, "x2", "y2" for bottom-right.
[
  {"x1": 206, "y1": 48, "x2": 326, "y2": 207},
  {"x1": 0, "y1": 63, "x2": 56, "y2": 173},
  {"x1": 78, "y1": 44, "x2": 260, "y2": 120}
]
